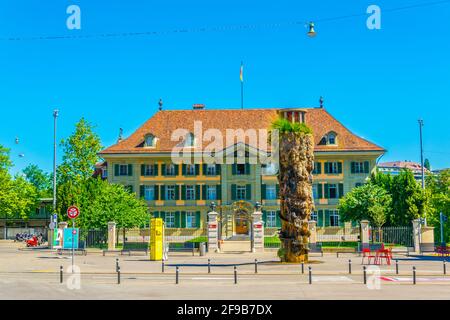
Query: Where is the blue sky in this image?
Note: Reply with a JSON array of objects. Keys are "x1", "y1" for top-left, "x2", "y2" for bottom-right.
[{"x1": 1, "y1": 0, "x2": 449, "y2": 174}]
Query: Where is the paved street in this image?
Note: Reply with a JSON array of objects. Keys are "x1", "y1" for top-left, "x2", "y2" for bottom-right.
[{"x1": 1, "y1": 241, "x2": 449, "y2": 300}]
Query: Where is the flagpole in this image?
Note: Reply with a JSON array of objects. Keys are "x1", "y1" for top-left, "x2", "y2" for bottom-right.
[
  {"x1": 241, "y1": 79, "x2": 244, "y2": 109},
  {"x1": 240, "y1": 62, "x2": 244, "y2": 109}
]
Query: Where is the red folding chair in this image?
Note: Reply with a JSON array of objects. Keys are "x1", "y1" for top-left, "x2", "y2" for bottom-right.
[{"x1": 362, "y1": 248, "x2": 376, "y2": 265}]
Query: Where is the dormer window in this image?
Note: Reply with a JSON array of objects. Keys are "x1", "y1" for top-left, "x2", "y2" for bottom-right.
[
  {"x1": 185, "y1": 133, "x2": 195, "y2": 147},
  {"x1": 327, "y1": 132, "x2": 337, "y2": 145},
  {"x1": 145, "y1": 134, "x2": 156, "y2": 147}
]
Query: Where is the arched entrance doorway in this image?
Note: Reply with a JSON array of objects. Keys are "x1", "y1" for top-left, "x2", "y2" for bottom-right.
[
  {"x1": 230, "y1": 201, "x2": 254, "y2": 237},
  {"x1": 235, "y1": 210, "x2": 250, "y2": 235}
]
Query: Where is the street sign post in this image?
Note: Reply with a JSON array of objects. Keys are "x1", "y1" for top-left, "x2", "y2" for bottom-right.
[
  {"x1": 67, "y1": 206, "x2": 80, "y2": 273},
  {"x1": 441, "y1": 212, "x2": 448, "y2": 247}
]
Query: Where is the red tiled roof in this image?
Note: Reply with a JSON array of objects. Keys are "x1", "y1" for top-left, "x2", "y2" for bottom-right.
[
  {"x1": 379, "y1": 161, "x2": 430, "y2": 173},
  {"x1": 100, "y1": 108, "x2": 384, "y2": 155}
]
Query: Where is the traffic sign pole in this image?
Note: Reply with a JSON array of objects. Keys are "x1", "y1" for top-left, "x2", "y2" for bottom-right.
[
  {"x1": 72, "y1": 219, "x2": 75, "y2": 273},
  {"x1": 67, "y1": 206, "x2": 80, "y2": 274}
]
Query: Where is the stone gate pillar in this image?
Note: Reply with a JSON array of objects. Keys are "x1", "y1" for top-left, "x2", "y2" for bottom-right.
[
  {"x1": 360, "y1": 220, "x2": 370, "y2": 250},
  {"x1": 412, "y1": 219, "x2": 421, "y2": 253},
  {"x1": 108, "y1": 222, "x2": 117, "y2": 251},
  {"x1": 208, "y1": 211, "x2": 219, "y2": 253},
  {"x1": 308, "y1": 220, "x2": 317, "y2": 245},
  {"x1": 252, "y1": 210, "x2": 264, "y2": 253}
]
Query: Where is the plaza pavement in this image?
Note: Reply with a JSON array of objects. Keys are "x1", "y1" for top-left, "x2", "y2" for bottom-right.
[{"x1": 0, "y1": 241, "x2": 449, "y2": 300}]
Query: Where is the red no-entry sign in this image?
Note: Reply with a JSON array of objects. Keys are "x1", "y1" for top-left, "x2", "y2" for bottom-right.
[{"x1": 67, "y1": 206, "x2": 80, "y2": 219}]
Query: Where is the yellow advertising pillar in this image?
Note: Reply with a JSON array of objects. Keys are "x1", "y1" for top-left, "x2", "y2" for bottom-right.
[{"x1": 150, "y1": 218, "x2": 164, "y2": 261}]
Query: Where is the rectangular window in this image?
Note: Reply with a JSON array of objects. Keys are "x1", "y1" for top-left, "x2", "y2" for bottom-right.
[
  {"x1": 166, "y1": 185, "x2": 176, "y2": 200},
  {"x1": 312, "y1": 184, "x2": 318, "y2": 200},
  {"x1": 311, "y1": 211, "x2": 318, "y2": 222},
  {"x1": 101, "y1": 168, "x2": 108, "y2": 179},
  {"x1": 328, "y1": 184, "x2": 338, "y2": 199},
  {"x1": 312, "y1": 162, "x2": 322, "y2": 174},
  {"x1": 166, "y1": 164, "x2": 176, "y2": 176},
  {"x1": 236, "y1": 164, "x2": 246, "y2": 175},
  {"x1": 329, "y1": 210, "x2": 340, "y2": 227},
  {"x1": 186, "y1": 212, "x2": 197, "y2": 228},
  {"x1": 186, "y1": 185, "x2": 195, "y2": 200},
  {"x1": 236, "y1": 185, "x2": 246, "y2": 200},
  {"x1": 186, "y1": 164, "x2": 196, "y2": 176},
  {"x1": 119, "y1": 165, "x2": 129, "y2": 176},
  {"x1": 266, "y1": 211, "x2": 277, "y2": 228},
  {"x1": 207, "y1": 185, "x2": 216, "y2": 200},
  {"x1": 165, "y1": 212, "x2": 176, "y2": 228},
  {"x1": 144, "y1": 186, "x2": 155, "y2": 201},
  {"x1": 266, "y1": 185, "x2": 276, "y2": 200},
  {"x1": 206, "y1": 164, "x2": 216, "y2": 176},
  {"x1": 325, "y1": 162, "x2": 340, "y2": 174},
  {"x1": 353, "y1": 162, "x2": 364, "y2": 174},
  {"x1": 143, "y1": 165, "x2": 154, "y2": 176}
]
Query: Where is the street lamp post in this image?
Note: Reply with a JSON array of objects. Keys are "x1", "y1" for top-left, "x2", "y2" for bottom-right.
[
  {"x1": 418, "y1": 119, "x2": 425, "y2": 189},
  {"x1": 53, "y1": 110, "x2": 58, "y2": 212},
  {"x1": 50, "y1": 110, "x2": 59, "y2": 249}
]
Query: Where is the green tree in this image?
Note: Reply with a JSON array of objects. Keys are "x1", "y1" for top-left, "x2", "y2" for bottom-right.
[
  {"x1": 0, "y1": 146, "x2": 38, "y2": 220},
  {"x1": 9, "y1": 175, "x2": 39, "y2": 220},
  {"x1": 388, "y1": 170, "x2": 427, "y2": 225},
  {"x1": 426, "y1": 169, "x2": 450, "y2": 244},
  {"x1": 0, "y1": 144, "x2": 12, "y2": 171},
  {"x1": 424, "y1": 158, "x2": 431, "y2": 171},
  {"x1": 58, "y1": 118, "x2": 103, "y2": 183},
  {"x1": 23, "y1": 164, "x2": 52, "y2": 197},
  {"x1": 370, "y1": 170, "x2": 428, "y2": 226},
  {"x1": 57, "y1": 178, "x2": 148, "y2": 229},
  {"x1": 338, "y1": 183, "x2": 392, "y2": 228}
]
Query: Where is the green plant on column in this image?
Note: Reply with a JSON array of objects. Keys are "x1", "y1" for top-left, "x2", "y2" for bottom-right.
[{"x1": 272, "y1": 118, "x2": 314, "y2": 263}]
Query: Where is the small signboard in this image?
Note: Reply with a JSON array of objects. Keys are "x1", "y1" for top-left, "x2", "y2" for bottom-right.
[
  {"x1": 63, "y1": 228, "x2": 79, "y2": 250},
  {"x1": 67, "y1": 206, "x2": 80, "y2": 219}
]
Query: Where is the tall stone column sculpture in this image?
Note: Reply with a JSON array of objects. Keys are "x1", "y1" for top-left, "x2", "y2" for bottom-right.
[
  {"x1": 108, "y1": 222, "x2": 117, "y2": 251},
  {"x1": 275, "y1": 118, "x2": 314, "y2": 263},
  {"x1": 252, "y1": 202, "x2": 264, "y2": 253},
  {"x1": 208, "y1": 202, "x2": 219, "y2": 253}
]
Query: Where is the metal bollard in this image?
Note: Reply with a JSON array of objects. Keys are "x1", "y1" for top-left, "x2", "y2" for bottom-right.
[
  {"x1": 363, "y1": 266, "x2": 367, "y2": 285},
  {"x1": 301, "y1": 262, "x2": 304, "y2": 274},
  {"x1": 413, "y1": 266, "x2": 416, "y2": 285},
  {"x1": 116, "y1": 258, "x2": 119, "y2": 273},
  {"x1": 60, "y1": 266, "x2": 63, "y2": 284},
  {"x1": 348, "y1": 259, "x2": 352, "y2": 274},
  {"x1": 444, "y1": 261, "x2": 447, "y2": 275},
  {"x1": 255, "y1": 259, "x2": 258, "y2": 274},
  {"x1": 117, "y1": 266, "x2": 121, "y2": 284},
  {"x1": 396, "y1": 260, "x2": 399, "y2": 275},
  {"x1": 234, "y1": 266, "x2": 238, "y2": 284},
  {"x1": 162, "y1": 262, "x2": 165, "y2": 273},
  {"x1": 208, "y1": 259, "x2": 211, "y2": 274},
  {"x1": 308, "y1": 267, "x2": 312, "y2": 285},
  {"x1": 176, "y1": 267, "x2": 179, "y2": 284}
]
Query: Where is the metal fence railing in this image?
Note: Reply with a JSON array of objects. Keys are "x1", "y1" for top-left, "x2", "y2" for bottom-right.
[
  {"x1": 317, "y1": 227, "x2": 360, "y2": 242},
  {"x1": 370, "y1": 226, "x2": 414, "y2": 247}
]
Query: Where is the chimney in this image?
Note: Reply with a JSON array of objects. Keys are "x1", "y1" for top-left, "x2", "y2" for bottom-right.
[{"x1": 193, "y1": 104, "x2": 205, "y2": 110}]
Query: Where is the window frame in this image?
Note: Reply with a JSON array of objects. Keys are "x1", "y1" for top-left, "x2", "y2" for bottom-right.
[
  {"x1": 166, "y1": 185, "x2": 176, "y2": 201},
  {"x1": 119, "y1": 164, "x2": 129, "y2": 176},
  {"x1": 266, "y1": 185, "x2": 277, "y2": 200},
  {"x1": 266, "y1": 211, "x2": 277, "y2": 228},
  {"x1": 328, "y1": 183, "x2": 338, "y2": 199},
  {"x1": 236, "y1": 185, "x2": 246, "y2": 200},
  {"x1": 186, "y1": 212, "x2": 197, "y2": 229},
  {"x1": 185, "y1": 185, "x2": 195, "y2": 200},
  {"x1": 329, "y1": 210, "x2": 340, "y2": 227},
  {"x1": 144, "y1": 185, "x2": 155, "y2": 201},
  {"x1": 165, "y1": 212, "x2": 176, "y2": 228},
  {"x1": 206, "y1": 185, "x2": 217, "y2": 200}
]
